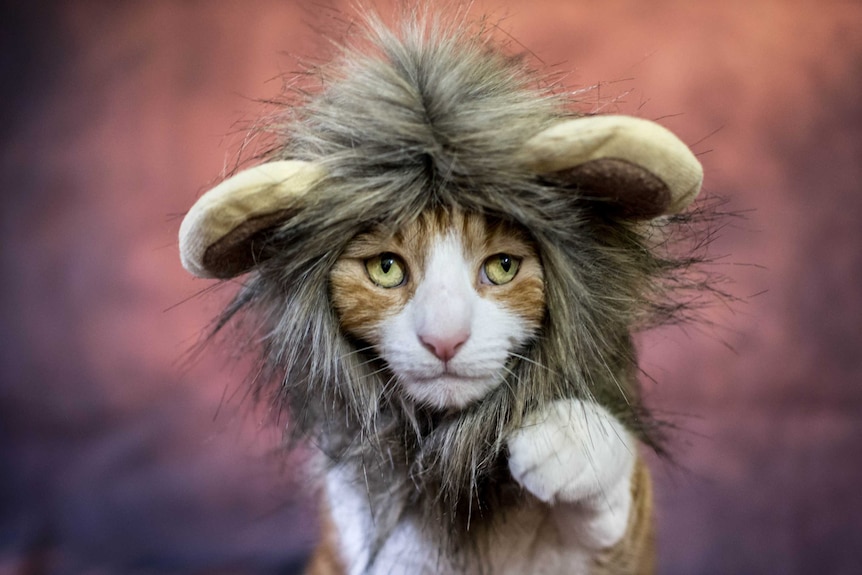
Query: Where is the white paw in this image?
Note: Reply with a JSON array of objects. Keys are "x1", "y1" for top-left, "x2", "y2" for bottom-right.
[{"x1": 507, "y1": 399, "x2": 636, "y2": 547}]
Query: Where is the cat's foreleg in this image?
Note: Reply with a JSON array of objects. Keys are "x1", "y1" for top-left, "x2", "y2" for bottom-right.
[{"x1": 507, "y1": 398, "x2": 637, "y2": 549}]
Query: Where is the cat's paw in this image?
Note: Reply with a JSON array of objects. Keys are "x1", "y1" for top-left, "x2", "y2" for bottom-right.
[{"x1": 507, "y1": 399, "x2": 636, "y2": 546}]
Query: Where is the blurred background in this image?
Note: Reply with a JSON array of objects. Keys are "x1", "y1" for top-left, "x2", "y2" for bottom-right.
[{"x1": 2, "y1": 1, "x2": 861, "y2": 573}]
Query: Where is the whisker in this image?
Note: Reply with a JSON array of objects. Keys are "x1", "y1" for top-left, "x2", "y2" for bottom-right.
[
  {"x1": 509, "y1": 352, "x2": 560, "y2": 376},
  {"x1": 380, "y1": 375, "x2": 400, "y2": 397},
  {"x1": 352, "y1": 355, "x2": 384, "y2": 370},
  {"x1": 357, "y1": 366, "x2": 391, "y2": 381},
  {"x1": 339, "y1": 344, "x2": 377, "y2": 360},
  {"x1": 500, "y1": 365, "x2": 521, "y2": 396},
  {"x1": 582, "y1": 335, "x2": 631, "y2": 406}
]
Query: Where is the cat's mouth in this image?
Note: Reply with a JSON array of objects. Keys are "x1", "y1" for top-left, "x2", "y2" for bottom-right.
[
  {"x1": 400, "y1": 370, "x2": 503, "y2": 409},
  {"x1": 414, "y1": 373, "x2": 489, "y2": 384}
]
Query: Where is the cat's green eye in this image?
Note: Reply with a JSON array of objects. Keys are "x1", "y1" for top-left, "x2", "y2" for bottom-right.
[
  {"x1": 365, "y1": 253, "x2": 407, "y2": 288},
  {"x1": 483, "y1": 253, "x2": 520, "y2": 285}
]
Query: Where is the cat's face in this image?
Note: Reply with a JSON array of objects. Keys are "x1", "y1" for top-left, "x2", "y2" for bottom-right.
[{"x1": 330, "y1": 210, "x2": 545, "y2": 410}]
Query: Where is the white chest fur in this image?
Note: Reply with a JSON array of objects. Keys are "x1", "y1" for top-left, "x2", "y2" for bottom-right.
[
  {"x1": 324, "y1": 398, "x2": 636, "y2": 575},
  {"x1": 326, "y1": 472, "x2": 592, "y2": 574}
]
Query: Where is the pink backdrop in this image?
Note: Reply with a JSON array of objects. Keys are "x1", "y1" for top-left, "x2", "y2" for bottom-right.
[{"x1": 2, "y1": 1, "x2": 861, "y2": 573}]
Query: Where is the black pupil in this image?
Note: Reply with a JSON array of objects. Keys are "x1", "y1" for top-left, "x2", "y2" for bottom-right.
[
  {"x1": 499, "y1": 255, "x2": 511, "y2": 272},
  {"x1": 380, "y1": 256, "x2": 393, "y2": 274}
]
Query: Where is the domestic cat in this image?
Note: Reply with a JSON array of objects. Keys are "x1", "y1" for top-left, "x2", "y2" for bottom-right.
[
  {"x1": 178, "y1": 10, "x2": 707, "y2": 575},
  {"x1": 303, "y1": 209, "x2": 654, "y2": 574}
]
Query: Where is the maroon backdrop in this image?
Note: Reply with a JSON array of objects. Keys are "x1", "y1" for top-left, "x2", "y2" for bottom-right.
[{"x1": 2, "y1": 2, "x2": 861, "y2": 573}]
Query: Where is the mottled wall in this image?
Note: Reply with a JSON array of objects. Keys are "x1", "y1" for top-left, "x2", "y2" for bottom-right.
[{"x1": 1, "y1": 1, "x2": 861, "y2": 574}]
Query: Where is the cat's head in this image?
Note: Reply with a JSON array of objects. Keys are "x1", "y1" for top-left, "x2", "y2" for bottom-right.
[
  {"x1": 178, "y1": 119, "x2": 701, "y2": 421},
  {"x1": 329, "y1": 210, "x2": 545, "y2": 410}
]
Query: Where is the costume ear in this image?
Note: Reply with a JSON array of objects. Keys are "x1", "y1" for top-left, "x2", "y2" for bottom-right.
[
  {"x1": 179, "y1": 160, "x2": 325, "y2": 279},
  {"x1": 520, "y1": 115, "x2": 702, "y2": 218}
]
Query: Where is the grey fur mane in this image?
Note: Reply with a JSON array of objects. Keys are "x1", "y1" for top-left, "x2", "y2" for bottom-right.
[{"x1": 214, "y1": 10, "x2": 712, "y2": 552}]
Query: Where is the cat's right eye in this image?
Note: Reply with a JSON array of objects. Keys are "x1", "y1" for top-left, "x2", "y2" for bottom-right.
[
  {"x1": 365, "y1": 253, "x2": 407, "y2": 288},
  {"x1": 482, "y1": 253, "x2": 521, "y2": 285}
]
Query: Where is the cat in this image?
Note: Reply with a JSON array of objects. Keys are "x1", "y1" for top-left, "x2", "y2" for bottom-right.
[
  {"x1": 177, "y1": 10, "x2": 707, "y2": 575},
  {"x1": 300, "y1": 209, "x2": 655, "y2": 574}
]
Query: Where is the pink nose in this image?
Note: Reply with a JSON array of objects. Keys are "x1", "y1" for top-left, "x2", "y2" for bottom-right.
[{"x1": 420, "y1": 331, "x2": 469, "y2": 362}]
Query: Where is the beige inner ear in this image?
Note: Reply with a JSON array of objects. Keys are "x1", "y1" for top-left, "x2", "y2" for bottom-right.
[
  {"x1": 179, "y1": 160, "x2": 325, "y2": 279},
  {"x1": 520, "y1": 115, "x2": 703, "y2": 216}
]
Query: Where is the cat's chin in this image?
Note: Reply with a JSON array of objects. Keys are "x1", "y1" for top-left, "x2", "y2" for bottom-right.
[{"x1": 401, "y1": 374, "x2": 501, "y2": 410}]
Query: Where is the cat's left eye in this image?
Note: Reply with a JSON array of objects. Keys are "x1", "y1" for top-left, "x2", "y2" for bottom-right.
[
  {"x1": 482, "y1": 253, "x2": 521, "y2": 285},
  {"x1": 365, "y1": 253, "x2": 407, "y2": 288}
]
